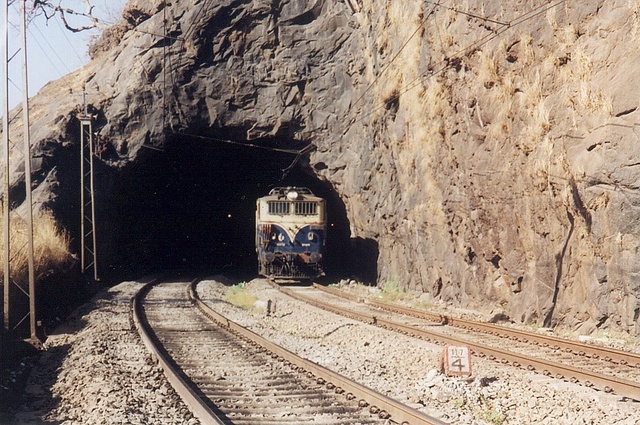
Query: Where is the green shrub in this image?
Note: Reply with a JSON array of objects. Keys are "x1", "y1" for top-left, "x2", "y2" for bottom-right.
[{"x1": 223, "y1": 282, "x2": 258, "y2": 310}]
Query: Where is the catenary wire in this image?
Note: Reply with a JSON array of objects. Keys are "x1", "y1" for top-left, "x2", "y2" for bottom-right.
[
  {"x1": 52, "y1": 15, "x2": 85, "y2": 63},
  {"x1": 352, "y1": 3, "x2": 439, "y2": 108},
  {"x1": 353, "y1": 0, "x2": 517, "y2": 109},
  {"x1": 182, "y1": 0, "x2": 211, "y2": 42},
  {"x1": 28, "y1": 25, "x2": 71, "y2": 76},
  {"x1": 422, "y1": 0, "x2": 510, "y2": 26},
  {"x1": 174, "y1": 131, "x2": 314, "y2": 156},
  {"x1": 340, "y1": 0, "x2": 566, "y2": 135}
]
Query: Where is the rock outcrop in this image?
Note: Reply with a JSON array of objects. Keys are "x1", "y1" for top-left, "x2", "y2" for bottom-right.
[{"x1": 3, "y1": 0, "x2": 640, "y2": 334}]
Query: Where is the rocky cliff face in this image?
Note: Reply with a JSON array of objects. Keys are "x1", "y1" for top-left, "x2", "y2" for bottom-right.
[
  {"x1": 341, "y1": 0, "x2": 640, "y2": 335},
  {"x1": 3, "y1": 0, "x2": 640, "y2": 334}
]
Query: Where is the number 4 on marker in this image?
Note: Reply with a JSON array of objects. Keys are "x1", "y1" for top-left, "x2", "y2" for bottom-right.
[
  {"x1": 443, "y1": 345, "x2": 472, "y2": 376},
  {"x1": 451, "y1": 357, "x2": 464, "y2": 370}
]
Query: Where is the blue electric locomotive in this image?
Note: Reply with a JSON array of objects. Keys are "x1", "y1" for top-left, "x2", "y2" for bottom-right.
[{"x1": 256, "y1": 187, "x2": 326, "y2": 279}]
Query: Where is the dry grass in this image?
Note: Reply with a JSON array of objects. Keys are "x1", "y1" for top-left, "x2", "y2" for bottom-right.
[
  {"x1": 360, "y1": 0, "x2": 616, "y2": 198},
  {"x1": 476, "y1": 49, "x2": 499, "y2": 87},
  {"x1": 0, "y1": 209, "x2": 73, "y2": 284},
  {"x1": 519, "y1": 34, "x2": 535, "y2": 67},
  {"x1": 372, "y1": 0, "x2": 424, "y2": 107},
  {"x1": 434, "y1": 9, "x2": 457, "y2": 51},
  {"x1": 545, "y1": 5, "x2": 559, "y2": 29},
  {"x1": 554, "y1": 46, "x2": 612, "y2": 115}
]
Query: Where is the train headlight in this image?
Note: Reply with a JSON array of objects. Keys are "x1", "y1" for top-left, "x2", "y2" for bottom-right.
[
  {"x1": 309, "y1": 252, "x2": 321, "y2": 263},
  {"x1": 287, "y1": 190, "x2": 299, "y2": 200},
  {"x1": 264, "y1": 252, "x2": 275, "y2": 263}
]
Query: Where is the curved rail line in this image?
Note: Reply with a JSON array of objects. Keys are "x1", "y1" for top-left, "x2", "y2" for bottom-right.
[
  {"x1": 132, "y1": 277, "x2": 448, "y2": 425},
  {"x1": 132, "y1": 278, "x2": 226, "y2": 425},
  {"x1": 273, "y1": 282, "x2": 640, "y2": 401},
  {"x1": 314, "y1": 283, "x2": 640, "y2": 368},
  {"x1": 190, "y1": 279, "x2": 448, "y2": 425}
]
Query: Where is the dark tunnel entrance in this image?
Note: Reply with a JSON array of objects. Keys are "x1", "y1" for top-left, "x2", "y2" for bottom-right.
[{"x1": 99, "y1": 134, "x2": 355, "y2": 281}]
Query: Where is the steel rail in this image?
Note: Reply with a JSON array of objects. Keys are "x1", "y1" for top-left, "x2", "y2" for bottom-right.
[
  {"x1": 313, "y1": 283, "x2": 445, "y2": 322},
  {"x1": 313, "y1": 283, "x2": 640, "y2": 367},
  {"x1": 132, "y1": 278, "x2": 226, "y2": 425},
  {"x1": 278, "y1": 285, "x2": 640, "y2": 401},
  {"x1": 191, "y1": 279, "x2": 448, "y2": 425}
]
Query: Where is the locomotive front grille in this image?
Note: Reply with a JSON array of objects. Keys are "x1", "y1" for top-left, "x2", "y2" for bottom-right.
[
  {"x1": 268, "y1": 201, "x2": 290, "y2": 215},
  {"x1": 294, "y1": 201, "x2": 317, "y2": 216},
  {"x1": 267, "y1": 201, "x2": 318, "y2": 216}
]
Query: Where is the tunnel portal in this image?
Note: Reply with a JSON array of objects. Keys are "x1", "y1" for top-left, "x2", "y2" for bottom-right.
[{"x1": 98, "y1": 134, "x2": 354, "y2": 280}]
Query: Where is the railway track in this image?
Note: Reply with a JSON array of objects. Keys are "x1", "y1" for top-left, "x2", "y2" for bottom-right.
[
  {"x1": 132, "y1": 277, "x2": 448, "y2": 425},
  {"x1": 273, "y1": 282, "x2": 640, "y2": 401}
]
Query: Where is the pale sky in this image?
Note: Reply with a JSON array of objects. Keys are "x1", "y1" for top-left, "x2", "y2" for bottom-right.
[{"x1": 4, "y1": 0, "x2": 127, "y2": 108}]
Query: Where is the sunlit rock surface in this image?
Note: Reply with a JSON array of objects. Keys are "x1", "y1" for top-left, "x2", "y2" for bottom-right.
[{"x1": 3, "y1": 0, "x2": 639, "y2": 334}]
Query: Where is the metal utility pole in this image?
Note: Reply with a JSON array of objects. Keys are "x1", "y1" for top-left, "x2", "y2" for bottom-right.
[
  {"x1": 79, "y1": 89, "x2": 98, "y2": 281},
  {"x1": 2, "y1": 0, "x2": 10, "y2": 331},
  {"x1": 2, "y1": 0, "x2": 39, "y2": 345},
  {"x1": 20, "y1": 0, "x2": 37, "y2": 343}
]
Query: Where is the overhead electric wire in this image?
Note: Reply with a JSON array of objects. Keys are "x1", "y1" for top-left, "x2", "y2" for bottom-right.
[
  {"x1": 422, "y1": 0, "x2": 510, "y2": 26},
  {"x1": 28, "y1": 25, "x2": 70, "y2": 76},
  {"x1": 176, "y1": 130, "x2": 316, "y2": 180},
  {"x1": 128, "y1": 27, "x2": 185, "y2": 42},
  {"x1": 52, "y1": 15, "x2": 85, "y2": 63},
  {"x1": 175, "y1": 131, "x2": 315, "y2": 155},
  {"x1": 182, "y1": 0, "x2": 210, "y2": 42},
  {"x1": 353, "y1": 1, "x2": 518, "y2": 109},
  {"x1": 342, "y1": 0, "x2": 566, "y2": 135},
  {"x1": 163, "y1": 2, "x2": 181, "y2": 134},
  {"x1": 352, "y1": 3, "x2": 439, "y2": 108}
]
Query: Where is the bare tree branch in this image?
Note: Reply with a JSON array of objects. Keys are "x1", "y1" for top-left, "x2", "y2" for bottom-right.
[{"x1": 30, "y1": 0, "x2": 104, "y2": 33}]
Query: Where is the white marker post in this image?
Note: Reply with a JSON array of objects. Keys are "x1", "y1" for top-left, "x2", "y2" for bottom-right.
[{"x1": 443, "y1": 345, "x2": 472, "y2": 377}]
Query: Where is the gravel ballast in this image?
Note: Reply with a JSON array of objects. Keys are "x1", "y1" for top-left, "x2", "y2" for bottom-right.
[
  {"x1": 10, "y1": 276, "x2": 640, "y2": 424},
  {"x1": 197, "y1": 278, "x2": 640, "y2": 425},
  {"x1": 13, "y1": 280, "x2": 198, "y2": 425}
]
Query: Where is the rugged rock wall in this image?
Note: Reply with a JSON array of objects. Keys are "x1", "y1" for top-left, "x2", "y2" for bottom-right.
[
  {"x1": 339, "y1": 0, "x2": 640, "y2": 335},
  {"x1": 3, "y1": 0, "x2": 640, "y2": 334}
]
